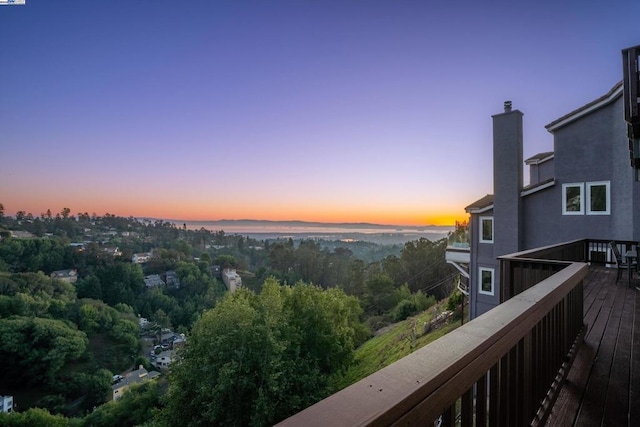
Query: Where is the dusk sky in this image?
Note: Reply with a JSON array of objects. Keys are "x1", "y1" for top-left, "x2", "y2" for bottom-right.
[{"x1": 1, "y1": 1, "x2": 638, "y2": 226}]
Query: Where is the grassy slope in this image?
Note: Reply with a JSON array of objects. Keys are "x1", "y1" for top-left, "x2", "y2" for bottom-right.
[{"x1": 333, "y1": 303, "x2": 463, "y2": 390}]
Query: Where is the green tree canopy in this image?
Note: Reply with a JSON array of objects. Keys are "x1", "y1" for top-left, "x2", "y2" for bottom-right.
[
  {"x1": 0, "y1": 237, "x2": 74, "y2": 273},
  {"x1": 80, "y1": 381, "x2": 165, "y2": 427},
  {"x1": 0, "y1": 407, "x2": 79, "y2": 427},
  {"x1": 164, "y1": 278, "x2": 368, "y2": 426},
  {"x1": 0, "y1": 272, "x2": 76, "y2": 318},
  {"x1": 0, "y1": 316, "x2": 87, "y2": 387},
  {"x1": 363, "y1": 273, "x2": 396, "y2": 315}
]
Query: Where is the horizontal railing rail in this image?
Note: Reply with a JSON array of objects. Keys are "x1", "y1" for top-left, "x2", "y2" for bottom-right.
[
  {"x1": 445, "y1": 246, "x2": 471, "y2": 253},
  {"x1": 278, "y1": 240, "x2": 589, "y2": 427}
]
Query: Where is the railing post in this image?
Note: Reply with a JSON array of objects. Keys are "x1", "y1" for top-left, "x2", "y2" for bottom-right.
[
  {"x1": 489, "y1": 364, "x2": 499, "y2": 426},
  {"x1": 500, "y1": 259, "x2": 512, "y2": 302},
  {"x1": 522, "y1": 334, "x2": 532, "y2": 426},
  {"x1": 461, "y1": 387, "x2": 473, "y2": 426},
  {"x1": 476, "y1": 375, "x2": 487, "y2": 427},
  {"x1": 441, "y1": 404, "x2": 456, "y2": 427}
]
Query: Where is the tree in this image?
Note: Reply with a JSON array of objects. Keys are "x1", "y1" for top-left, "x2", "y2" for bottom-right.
[
  {"x1": 199, "y1": 252, "x2": 211, "y2": 264},
  {"x1": 80, "y1": 381, "x2": 165, "y2": 427},
  {"x1": 344, "y1": 259, "x2": 366, "y2": 297},
  {"x1": 363, "y1": 273, "x2": 396, "y2": 315},
  {"x1": 0, "y1": 238, "x2": 72, "y2": 273},
  {"x1": 95, "y1": 263, "x2": 144, "y2": 306},
  {"x1": 76, "y1": 275, "x2": 103, "y2": 300},
  {"x1": 216, "y1": 254, "x2": 237, "y2": 269},
  {"x1": 392, "y1": 238, "x2": 450, "y2": 298},
  {"x1": 294, "y1": 240, "x2": 323, "y2": 285},
  {"x1": 0, "y1": 317, "x2": 88, "y2": 387},
  {"x1": 69, "y1": 368, "x2": 112, "y2": 411},
  {"x1": 267, "y1": 242, "x2": 294, "y2": 275},
  {"x1": 164, "y1": 278, "x2": 367, "y2": 426},
  {"x1": 0, "y1": 407, "x2": 76, "y2": 427},
  {"x1": 0, "y1": 271, "x2": 76, "y2": 318}
]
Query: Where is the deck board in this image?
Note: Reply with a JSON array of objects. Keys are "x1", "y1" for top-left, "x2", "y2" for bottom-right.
[
  {"x1": 630, "y1": 289, "x2": 640, "y2": 423},
  {"x1": 547, "y1": 266, "x2": 639, "y2": 426},
  {"x1": 602, "y1": 288, "x2": 633, "y2": 425}
]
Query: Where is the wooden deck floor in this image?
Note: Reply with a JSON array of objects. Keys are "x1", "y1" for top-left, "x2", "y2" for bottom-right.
[{"x1": 547, "y1": 265, "x2": 640, "y2": 426}]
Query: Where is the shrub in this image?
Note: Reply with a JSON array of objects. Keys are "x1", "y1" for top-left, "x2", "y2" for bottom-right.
[
  {"x1": 392, "y1": 300, "x2": 417, "y2": 322},
  {"x1": 365, "y1": 314, "x2": 392, "y2": 332},
  {"x1": 415, "y1": 291, "x2": 436, "y2": 312},
  {"x1": 447, "y1": 291, "x2": 464, "y2": 312}
]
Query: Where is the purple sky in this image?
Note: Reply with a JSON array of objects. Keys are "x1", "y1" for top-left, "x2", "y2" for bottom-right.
[{"x1": 1, "y1": 1, "x2": 638, "y2": 225}]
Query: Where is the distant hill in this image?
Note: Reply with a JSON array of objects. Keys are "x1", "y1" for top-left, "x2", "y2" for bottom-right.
[{"x1": 167, "y1": 219, "x2": 450, "y2": 231}]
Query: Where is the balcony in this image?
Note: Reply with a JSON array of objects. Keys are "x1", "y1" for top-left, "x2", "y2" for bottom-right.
[
  {"x1": 446, "y1": 243, "x2": 470, "y2": 263},
  {"x1": 277, "y1": 239, "x2": 640, "y2": 426},
  {"x1": 446, "y1": 242, "x2": 470, "y2": 280}
]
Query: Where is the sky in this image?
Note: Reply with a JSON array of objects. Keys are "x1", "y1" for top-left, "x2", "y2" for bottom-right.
[{"x1": 1, "y1": 1, "x2": 639, "y2": 226}]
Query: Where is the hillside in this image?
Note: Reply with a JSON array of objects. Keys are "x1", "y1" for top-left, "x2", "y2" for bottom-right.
[{"x1": 333, "y1": 300, "x2": 464, "y2": 390}]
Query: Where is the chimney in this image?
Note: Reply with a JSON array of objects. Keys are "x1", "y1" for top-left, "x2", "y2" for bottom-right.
[{"x1": 492, "y1": 101, "x2": 523, "y2": 256}]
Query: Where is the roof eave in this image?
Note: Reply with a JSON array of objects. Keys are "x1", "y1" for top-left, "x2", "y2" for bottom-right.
[
  {"x1": 521, "y1": 179, "x2": 555, "y2": 197},
  {"x1": 466, "y1": 205, "x2": 494, "y2": 214},
  {"x1": 524, "y1": 153, "x2": 554, "y2": 165},
  {"x1": 545, "y1": 82, "x2": 623, "y2": 133}
]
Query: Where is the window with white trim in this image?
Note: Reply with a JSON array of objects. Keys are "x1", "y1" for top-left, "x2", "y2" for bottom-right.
[
  {"x1": 562, "y1": 183, "x2": 584, "y2": 215},
  {"x1": 479, "y1": 267, "x2": 494, "y2": 295},
  {"x1": 479, "y1": 216, "x2": 493, "y2": 243},
  {"x1": 586, "y1": 181, "x2": 610, "y2": 215}
]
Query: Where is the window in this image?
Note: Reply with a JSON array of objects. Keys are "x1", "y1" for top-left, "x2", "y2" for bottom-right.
[
  {"x1": 479, "y1": 216, "x2": 493, "y2": 243},
  {"x1": 562, "y1": 183, "x2": 584, "y2": 215},
  {"x1": 586, "y1": 181, "x2": 610, "y2": 215},
  {"x1": 562, "y1": 181, "x2": 611, "y2": 215},
  {"x1": 479, "y1": 267, "x2": 494, "y2": 295}
]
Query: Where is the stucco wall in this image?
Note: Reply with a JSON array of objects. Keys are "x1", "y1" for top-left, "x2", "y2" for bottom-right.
[
  {"x1": 469, "y1": 209, "x2": 500, "y2": 318},
  {"x1": 469, "y1": 93, "x2": 640, "y2": 319},
  {"x1": 523, "y1": 96, "x2": 636, "y2": 248}
]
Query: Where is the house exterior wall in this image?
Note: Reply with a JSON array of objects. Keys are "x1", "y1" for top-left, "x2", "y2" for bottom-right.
[
  {"x1": 0, "y1": 395, "x2": 13, "y2": 413},
  {"x1": 153, "y1": 350, "x2": 174, "y2": 368},
  {"x1": 553, "y1": 96, "x2": 633, "y2": 241},
  {"x1": 222, "y1": 269, "x2": 242, "y2": 292},
  {"x1": 529, "y1": 158, "x2": 554, "y2": 185},
  {"x1": 538, "y1": 159, "x2": 554, "y2": 183},
  {"x1": 466, "y1": 87, "x2": 640, "y2": 319},
  {"x1": 522, "y1": 96, "x2": 635, "y2": 248},
  {"x1": 469, "y1": 208, "x2": 500, "y2": 318}
]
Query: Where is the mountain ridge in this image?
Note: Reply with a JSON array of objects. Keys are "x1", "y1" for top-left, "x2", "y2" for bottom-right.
[{"x1": 165, "y1": 219, "x2": 450, "y2": 229}]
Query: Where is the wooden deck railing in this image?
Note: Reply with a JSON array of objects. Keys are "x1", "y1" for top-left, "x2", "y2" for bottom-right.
[
  {"x1": 278, "y1": 240, "x2": 593, "y2": 427},
  {"x1": 498, "y1": 239, "x2": 585, "y2": 301}
]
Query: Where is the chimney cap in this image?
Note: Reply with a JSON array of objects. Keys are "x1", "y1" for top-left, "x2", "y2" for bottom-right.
[{"x1": 504, "y1": 100, "x2": 512, "y2": 112}]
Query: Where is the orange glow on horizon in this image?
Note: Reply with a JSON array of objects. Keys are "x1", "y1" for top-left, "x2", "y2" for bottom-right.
[
  {"x1": 2, "y1": 185, "x2": 469, "y2": 227},
  {"x1": 3, "y1": 199, "x2": 468, "y2": 227}
]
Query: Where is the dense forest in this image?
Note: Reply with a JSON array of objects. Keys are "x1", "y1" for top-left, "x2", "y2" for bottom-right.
[{"x1": 0, "y1": 204, "x2": 465, "y2": 426}]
